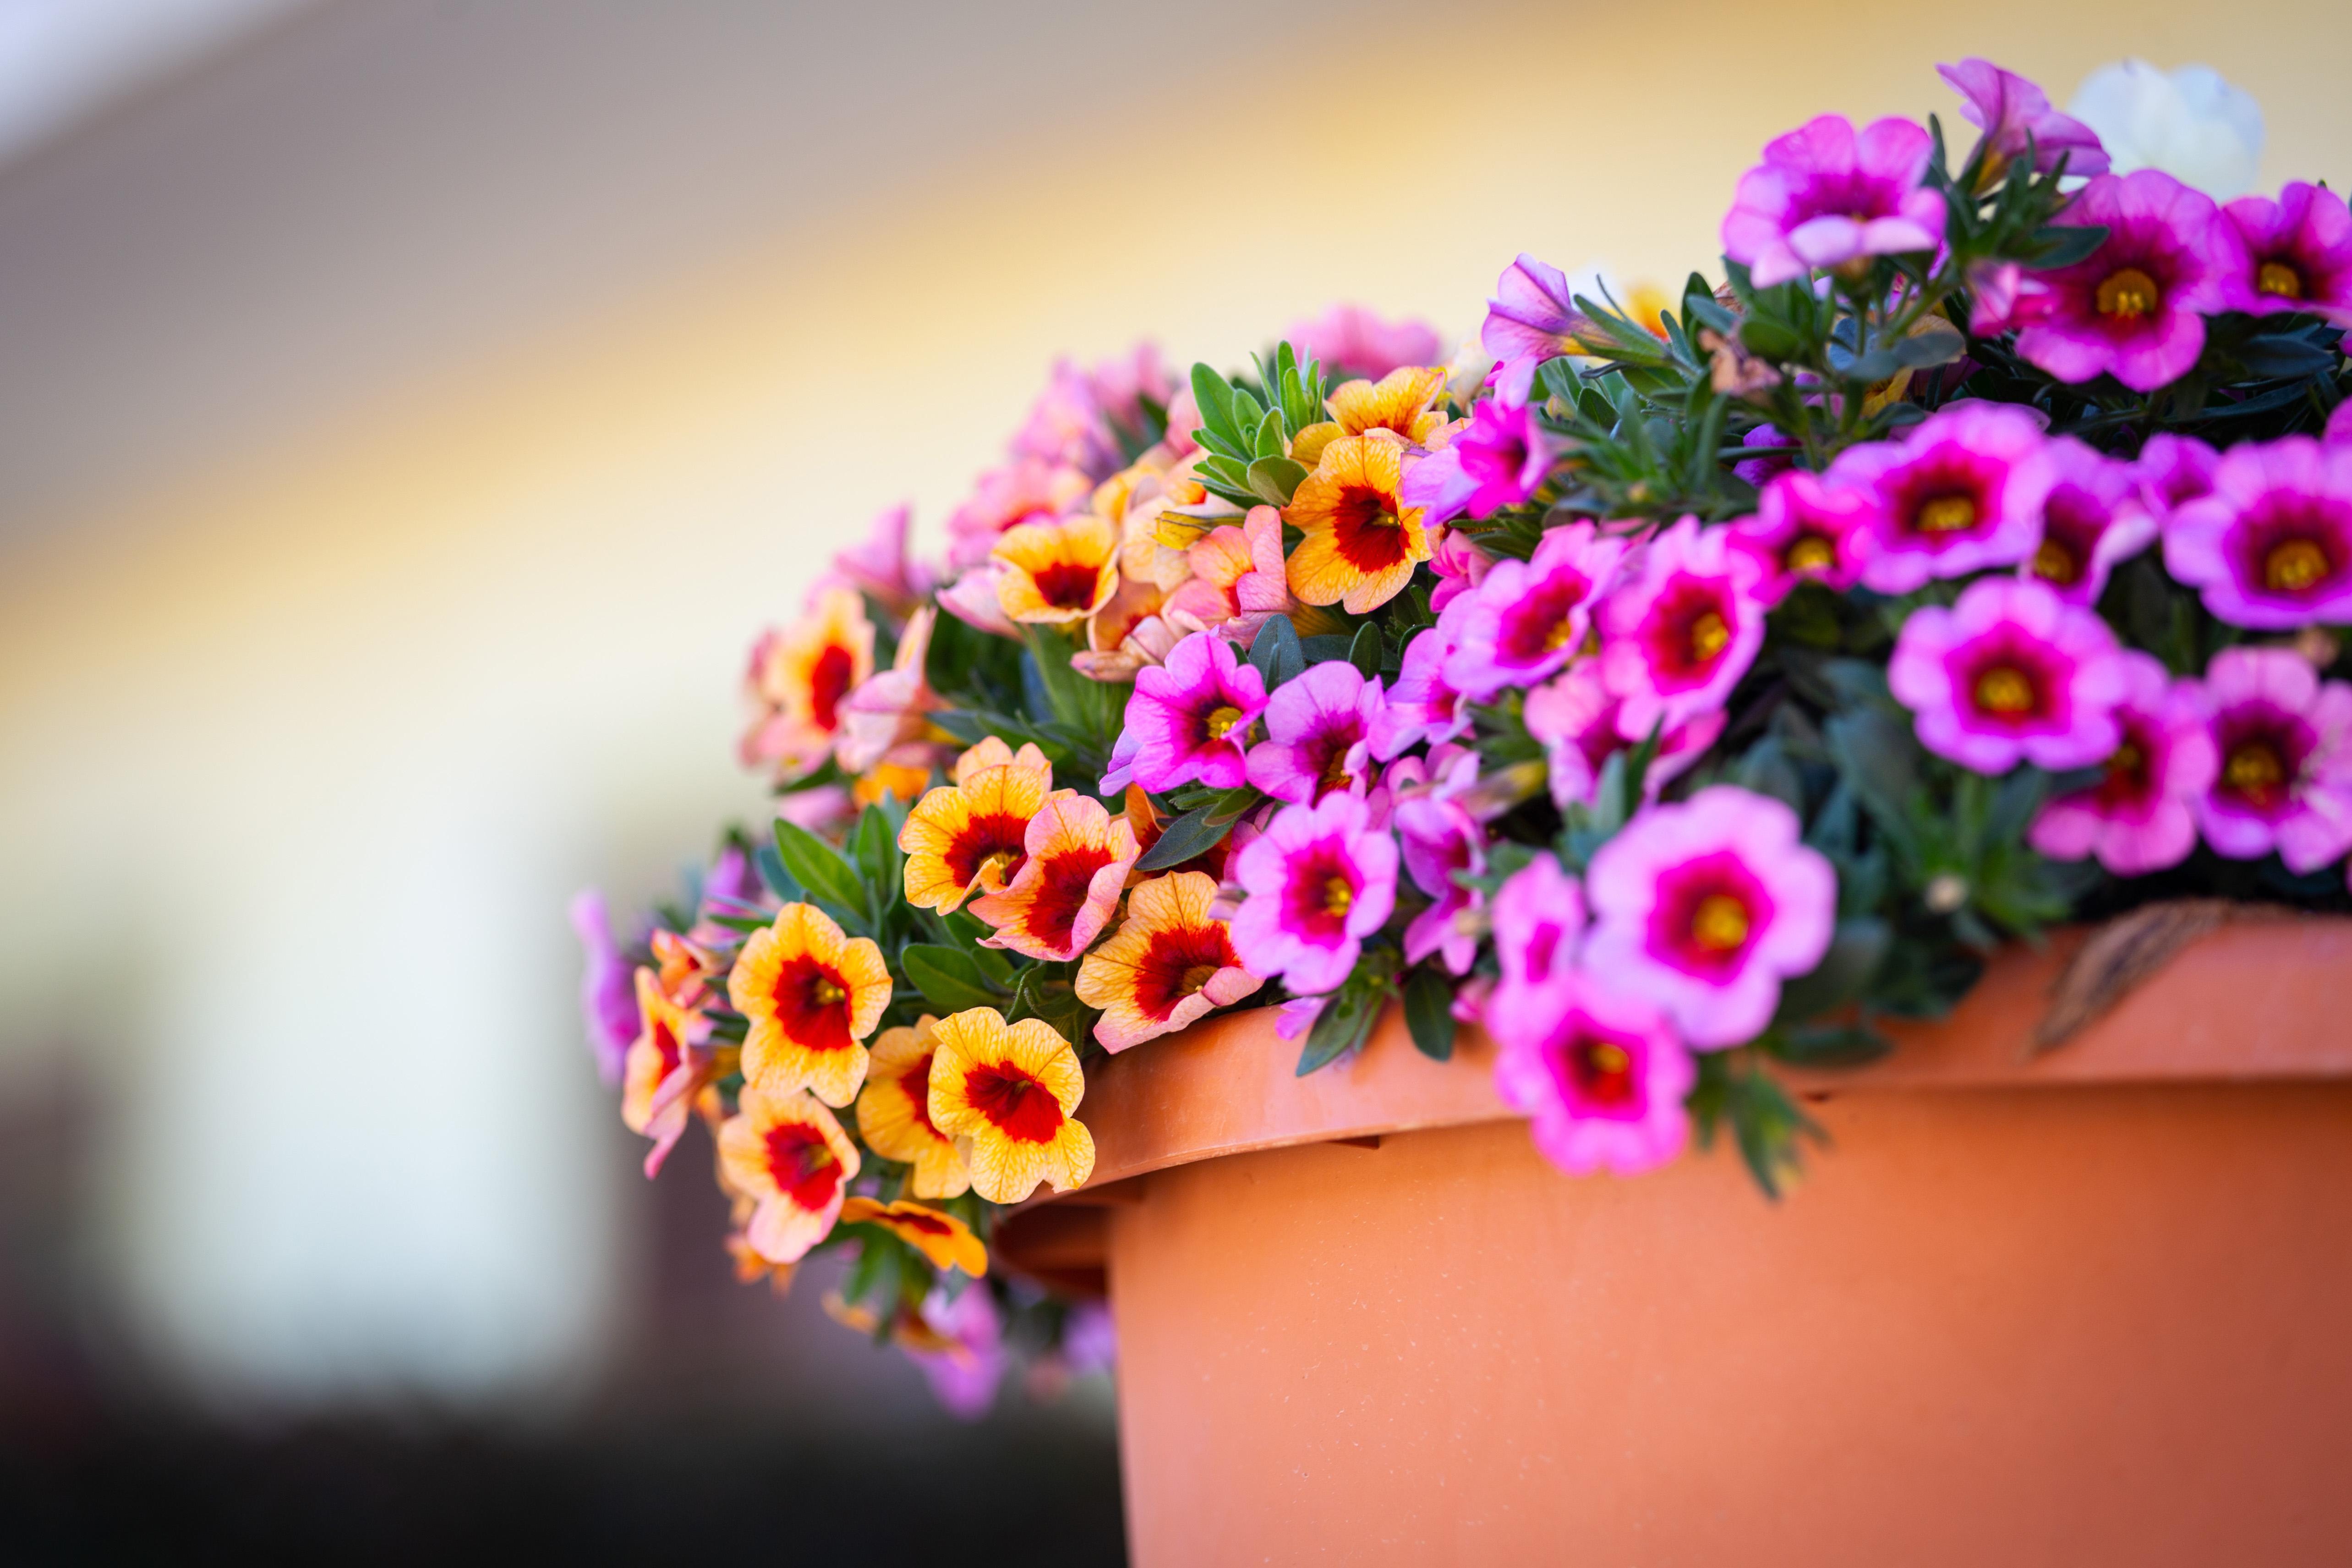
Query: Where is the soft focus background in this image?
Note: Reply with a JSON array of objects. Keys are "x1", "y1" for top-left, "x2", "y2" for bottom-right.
[{"x1": 0, "y1": 0, "x2": 2345, "y2": 1557}]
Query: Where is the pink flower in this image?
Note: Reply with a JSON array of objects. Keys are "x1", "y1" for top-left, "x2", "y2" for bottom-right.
[
  {"x1": 1122, "y1": 630, "x2": 1270, "y2": 792},
  {"x1": 2013, "y1": 170, "x2": 2239, "y2": 392},
  {"x1": 1888, "y1": 576, "x2": 2128, "y2": 774},
  {"x1": 1720, "y1": 115, "x2": 1944, "y2": 289},
  {"x1": 1444, "y1": 521, "x2": 1629, "y2": 700},
  {"x1": 1273, "y1": 993, "x2": 1326, "y2": 1042},
  {"x1": 1827, "y1": 401, "x2": 2054, "y2": 593},
  {"x1": 937, "y1": 563, "x2": 1019, "y2": 638},
  {"x1": 903, "y1": 1286, "x2": 1007, "y2": 1421},
  {"x1": 835, "y1": 605, "x2": 951, "y2": 775},
  {"x1": 1523, "y1": 661, "x2": 1722, "y2": 809},
  {"x1": 1370, "y1": 605, "x2": 1473, "y2": 759},
  {"x1": 1965, "y1": 258, "x2": 2057, "y2": 336},
  {"x1": 1426, "y1": 527, "x2": 1494, "y2": 612},
  {"x1": 2028, "y1": 650, "x2": 2217, "y2": 874},
  {"x1": 1287, "y1": 304, "x2": 1443, "y2": 382},
  {"x1": 1229, "y1": 792, "x2": 1399, "y2": 995},
  {"x1": 1598, "y1": 517, "x2": 1768, "y2": 738},
  {"x1": 2330, "y1": 401, "x2": 2352, "y2": 446},
  {"x1": 1481, "y1": 253, "x2": 1594, "y2": 403},
  {"x1": 1488, "y1": 853, "x2": 1585, "y2": 1022},
  {"x1": 1399, "y1": 395, "x2": 1553, "y2": 527},
  {"x1": 1395, "y1": 796, "x2": 1486, "y2": 975},
  {"x1": 1494, "y1": 973, "x2": 1694, "y2": 1177},
  {"x1": 831, "y1": 504, "x2": 935, "y2": 619},
  {"x1": 946, "y1": 459, "x2": 1092, "y2": 568},
  {"x1": 2136, "y1": 432, "x2": 2220, "y2": 521},
  {"x1": 1937, "y1": 59, "x2": 2109, "y2": 179},
  {"x1": 2223, "y1": 181, "x2": 2352, "y2": 322},
  {"x1": 1012, "y1": 346, "x2": 1174, "y2": 479},
  {"x1": 1582, "y1": 787, "x2": 1838, "y2": 1049},
  {"x1": 1246, "y1": 660, "x2": 1385, "y2": 805},
  {"x1": 1733, "y1": 423, "x2": 1801, "y2": 487},
  {"x1": 568, "y1": 890, "x2": 638, "y2": 1085},
  {"x1": 2193, "y1": 646, "x2": 2352, "y2": 872},
  {"x1": 1729, "y1": 469, "x2": 1878, "y2": 604},
  {"x1": 1163, "y1": 506, "x2": 1288, "y2": 643},
  {"x1": 2021, "y1": 435, "x2": 2158, "y2": 605},
  {"x1": 2163, "y1": 436, "x2": 2352, "y2": 629}
]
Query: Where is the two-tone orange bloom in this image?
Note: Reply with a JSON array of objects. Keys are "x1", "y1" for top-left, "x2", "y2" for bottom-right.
[
  {"x1": 927, "y1": 1007, "x2": 1096, "y2": 1205},
  {"x1": 1291, "y1": 365, "x2": 1450, "y2": 467},
  {"x1": 836, "y1": 603, "x2": 952, "y2": 777},
  {"x1": 622, "y1": 967, "x2": 719, "y2": 1175},
  {"x1": 1074, "y1": 871, "x2": 1262, "y2": 1052},
  {"x1": 992, "y1": 515, "x2": 1120, "y2": 624},
  {"x1": 840, "y1": 1196, "x2": 989, "y2": 1277},
  {"x1": 899, "y1": 739, "x2": 1054, "y2": 913},
  {"x1": 856, "y1": 1016, "x2": 970, "y2": 1198},
  {"x1": 968, "y1": 791, "x2": 1141, "y2": 962},
  {"x1": 717, "y1": 1083, "x2": 862, "y2": 1264},
  {"x1": 1285, "y1": 433, "x2": 1433, "y2": 614},
  {"x1": 741, "y1": 586, "x2": 875, "y2": 780},
  {"x1": 651, "y1": 928, "x2": 722, "y2": 1010},
  {"x1": 729, "y1": 902, "x2": 892, "y2": 1107}
]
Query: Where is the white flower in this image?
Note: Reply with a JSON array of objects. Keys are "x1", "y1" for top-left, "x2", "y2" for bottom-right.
[{"x1": 2067, "y1": 60, "x2": 2264, "y2": 199}]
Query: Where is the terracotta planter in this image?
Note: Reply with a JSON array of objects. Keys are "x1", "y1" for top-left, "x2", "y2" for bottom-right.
[{"x1": 995, "y1": 916, "x2": 2352, "y2": 1566}]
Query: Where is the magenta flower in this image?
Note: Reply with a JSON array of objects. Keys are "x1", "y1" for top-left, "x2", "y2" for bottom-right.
[
  {"x1": 1523, "y1": 662, "x2": 1722, "y2": 809},
  {"x1": 1721, "y1": 115, "x2": 1944, "y2": 289},
  {"x1": 1493, "y1": 972, "x2": 1694, "y2": 1177},
  {"x1": 1245, "y1": 660, "x2": 1385, "y2": 805},
  {"x1": 1444, "y1": 521, "x2": 1629, "y2": 700},
  {"x1": 1827, "y1": 401, "x2": 2054, "y2": 593},
  {"x1": 1965, "y1": 258, "x2": 2057, "y2": 336},
  {"x1": 1122, "y1": 630, "x2": 1269, "y2": 792},
  {"x1": 1426, "y1": 527, "x2": 1494, "y2": 613},
  {"x1": 1229, "y1": 792, "x2": 1400, "y2": 995},
  {"x1": 1488, "y1": 852, "x2": 1585, "y2": 1021},
  {"x1": 1400, "y1": 395, "x2": 1553, "y2": 527},
  {"x1": 936, "y1": 563, "x2": 1018, "y2": 638},
  {"x1": 1395, "y1": 796, "x2": 1486, "y2": 975},
  {"x1": 2029, "y1": 650, "x2": 2217, "y2": 875},
  {"x1": 2013, "y1": 170, "x2": 2238, "y2": 392},
  {"x1": 831, "y1": 504, "x2": 936, "y2": 618},
  {"x1": 1888, "y1": 576, "x2": 2128, "y2": 774},
  {"x1": 945, "y1": 459, "x2": 1091, "y2": 568},
  {"x1": 1937, "y1": 59, "x2": 2110, "y2": 179},
  {"x1": 1729, "y1": 469, "x2": 1878, "y2": 604},
  {"x1": 1370, "y1": 606, "x2": 1473, "y2": 760},
  {"x1": 1287, "y1": 304, "x2": 1443, "y2": 381},
  {"x1": 1481, "y1": 253, "x2": 1593, "y2": 403},
  {"x1": 2136, "y1": 432, "x2": 2220, "y2": 521},
  {"x1": 2330, "y1": 401, "x2": 2352, "y2": 446},
  {"x1": 2021, "y1": 435, "x2": 2158, "y2": 605},
  {"x1": 904, "y1": 1285, "x2": 1007, "y2": 1421},
  {"x1": 2192, "y1": 647, "x2": 2352, "y2": 872},
  {"x1": 2223, "y1": 181, "x2": 2352, "y2": 322},
  {"x1": 1598, "y1": 517, "x2": 1768, "y2": 739},
  {"x1": 1582, "y1": 787, "x2": 1838, "y2": 1048},
  {"x1": 1733, "y1": 423, "x2": 1800, "y2": 488},
  {"x1": 568, "y1": 890, "x2": 638, "y2": 1085},
  {"x1": 2163, "y1": 436, "x2": 2352, "y2": 628}
]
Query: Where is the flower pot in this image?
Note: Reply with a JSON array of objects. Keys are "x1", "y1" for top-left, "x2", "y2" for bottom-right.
[{"x1": 995, "y1": 915, "x2": 2352, "y2": 1566}]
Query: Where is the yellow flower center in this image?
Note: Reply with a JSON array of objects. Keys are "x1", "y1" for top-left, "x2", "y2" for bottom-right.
[
  {"x1": 1204, "y1": 704, "x2": 1243, "y2": 740},
  {"x1": 1688, "y1": 610, "x2": 1730, "y2": 664},
  {"x1": 2033, "y1": 538, "x2": 2081, "y2": 585},
  {"x1": 2096, "y1": 267, "x2": 2160, "y2": 319},
  {"x1": 2109, "y1": 741, "x2": 2144, "y2": 780},
  {"x1": 2225, "y1": 740, "x2": 2285, "y2": 795},
  {"x1": 810, "y1": 976, "x2": 847, "y2": 1006},
  {"x1": 1974, "y1": 666, "x2": 2036, "y2": 715},
  {"x1": 1784, "y1": 534, "x2": 1837, "y2": 574},
  {"x1": 2264, "y1": 538, "x2": 2329, "y2": 593},
  {"x1": 1178, "y1": 962, "x2": 1220, "y2": 994},
  {"x1": 1586, "y1": 1041, "x2": 1630, "y2": 1077},
  {"x1": 976, "y1": 849, "x2": 1019, "y2": 885},
  {"x1": 1916, "y1": 494, "x2": 1977, "y2": 535},
  {"x1": 1323, "y1": 875, "x2": 1355, "y2": 918},
  {"x1": 1691, "y1": 894, "x2": 1750, "y2": 953},
  {"x1": 1542, "y1": 618, "x2": 1578, "y2": 652},
  {"x1": 2257, "y1": 260, "x2": 2303, "y2": 299}
]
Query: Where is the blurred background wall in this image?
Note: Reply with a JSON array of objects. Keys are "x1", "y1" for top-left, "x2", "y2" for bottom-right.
[{"x1": 0, "y1": 0, "x2": 2343, "y2": 1489}]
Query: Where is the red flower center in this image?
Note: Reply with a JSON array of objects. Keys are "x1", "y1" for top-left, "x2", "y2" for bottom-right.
[
  {"x1": 1021, "y1": 845, "x2": 1117, "y2": 946},
  {"x1": 1495, "y1": 568, "x2": 1592, "y2": 666},
  {"x1": 1328, "y1": 483, "x2": 1409, "y2": 574},
  {"x1": 888, "y1": 1207, "x2": 954, "y2": 1237},
  {"x1": 1566, "y1": 1033, "x2": 1639, "y2": 1109},
  {"x1": 763, "y1": 1123, "x2": 843, "y2": 1212},
  {"x1": 901, "y1": 1053, "x2": 946, "y2": 1140},
  {"x1": 1028, "y1": 560, "x2": 1103, "y2": 612},
  {"x1": 808, "y1": 642, "x2": 856, "y2": 732},
  {"x1": 771, "y1": 956, "x2": 854, "y2": 1054},
  {"x1": 650, "y1": 1018, "x2": 681, "y2": 1076},
  {"x1": 963, "y1": 1061, "x2": 1066, "y2": 1143},
  {"x1": 1639, "y1": 575, "x2": 1736, "y2": 687},
  {"x1": 2213, "y1": 704, "x2": 2313, "y2": 819},
  {"x1": 944, "y1": 813, "x2": 1032, "y2": 890},
  {"x1": 1131, "y1": 923, "x2": 1240, "y2": 1022}
]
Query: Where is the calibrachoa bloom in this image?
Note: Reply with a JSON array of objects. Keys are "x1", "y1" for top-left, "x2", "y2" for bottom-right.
[
  {"x1": 741, "y1": 586, "x2": 875, "y2": 779},
  {"x1": 1720, "y1": 115, "x2": 1944, "y2": 288},
  {"x1": 1291, "y1": 366, "x2": 1449, "y2": 465},
  {"x1": 968, "y1": 791, "x2": 1141, "y2": 962},
  {"x1": 1121, "y1": 629, "x2": 1269, "y2": 791},
  {"x1": 1285, "y1": 434, "x2": 1432, "y2": 614},
  {"x1": 568, "y1": 889, "x2": 638, "y2": 1084},
  {"x1": 1074, "y1": 870, "x2": 1261, "y2": 1052},
  {"x1": 1938, "y1": 58, "x2": 2109, "y2": 181},
  {"x1": 900, "y1": 739, "x2": 1055, "y2": 913},
  {"x1": 831, "y1": 503, "x2": 934, "y2": 620},
  {"x1": 1597, "y1": 517, "x2": 1767, "y2": 739},
  {"x1": 2029, "y1": 650, "x2": 2217, "y2": 874},
  {"x1": 2163, "y1": 436, "x2": 2352, "y2": 628},
  {"x1": 839, "y1": 1197, "x2": 988, "y2": 1278},
  {"x1": 717, "y1": 1084, "x2": 861, "y2": 1265},
  {"x1": 1827, "y1": 401, "x2": 2054, "y2": 593},
  {"x1": 2138, "y1": 432, "x2": 2220, "y2": 519},
  {"x1": 1163, "y1": 505, "x2": 1287, "y2": 644},
  {"x1": 2021, "y1": 435, "x2": 2159, "y2": 605},
  {"x1": 1888, "y1": 576, "x2": 2128, "y2": 773},
  {"x1": 1229, "y1": 792, "x2": 1399, "y2": 995},
  {"x1": 992, "y1": 514, "x2": 1120, "y2": 624},
  {"x1": 1487, "y1": 853, "x2": 1584, "y2": 1027},
  {"x1": 2192, "y1": 646, "x2": 2352, "y2": 872},
  {"x1": 622, "y1": 967, "x2": 716, "y2": 1177},
  {"x1": 1395, "y1": 795, "x2": 1485, "y2": 974},
  {"x1": 2223, "y1": 181, "x2": 2352, "y2": 322},
  {"x1": 946, "y1": 459, "x2": 1091, "y2": 568},
  {"x1": 1370, "y1": 608, "x2": 1471, "y2": 759},
  {"x1": 836, "y1": 603, "x2": 949, "y2": 775},
  {"x1": 1482, "y1": 252, "x2": 1598, "y2": 404},
  {"x1": 1493, "y1": 973, "x2": 1694, "y2": 1177},
  {"x1": 2013, "y1": 170, "x2": 2237, "y2": 392},
  {"x1": 1246, "y1": 660, "x2": 1385, "y2": 804},
  {"x1": 1400, "y1": 393, "x2": 1553, "y2": 527},
  {"x1": 856, "y1": 1016, "x2": 970, "y2": 1200},
  {"x1": 927, "y1": 1008, "x2": 1096, "y2": 1205},
  {"x1": 1288, "y1": 303, "x2": 1443, "y2": 381},
  {"x1": 730, "y1": 902, "x2": 892, "y2": 1109},
  {"x1": 1445, "y1": 520, "x2": 1628, "y2": 700},
  {"x1": 903, "y1": 1284, "x2": 1007, "y2": 1421},
  {"x1": 1523, "y1": 661, "x2": 1722, "y2": 809},
  {"x1": 1426, "y1": 524, "x2": 1494, "y2": 612},
  {"x1": 1729, "y1": 469, "x2": 1878, "y2": 604}
]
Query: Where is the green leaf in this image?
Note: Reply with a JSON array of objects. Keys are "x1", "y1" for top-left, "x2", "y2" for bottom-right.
[
  {"x1": 1190, "y1": 363, "x2": 1237, "y2": 446},
  {"x1": 1772, "y1": 1023, "x2": 1893, "y2": 1067},
  {"x1": 1773, "y1": 916, "x2": 1891, "y2": 1023},
  {"x1": 774, "y1": 818, "x2": 871, "y2": 921},
  {"x1": 1347, "y1": 623, "x2": 1383, "y2": 679},
  {"x1": 1298, "y1": 634, "x2": 1353, "y2": 664},
  {"x1": 1247, "y1": 455, "x2": 1308, "y2": 505},
  {"x1": 1402, "y1": 966, "x2": 1456, "y2": 1062},
  {"x1": 1296, "y1": 975, "x2": 1385, "y2": 1076},
  {"x1": 1247, "y1": 613, "x2": 1305, "y2": 688},
  {"x1": 850, "y1": 803, "x2": 901, "y2": 891},
  {"x1": 899, "y1": 944, "x2": 1006, "y2": 1014},
  {"x1": 2024, "y1": 222, "x2": 2108, "y2": 270},
  {"x1": 1135, "y1": 802, "x2": 1238, "y2": 871}
]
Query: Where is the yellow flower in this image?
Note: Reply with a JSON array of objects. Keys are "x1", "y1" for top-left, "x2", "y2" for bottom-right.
[
  {"x1": 992, "y1": 515, "x2": 1120, "y2": 624},
  {"x1": 968, "y1": 790, "x2": 1142, "y2": 962},
  {"x1": 853, "y1": 761, "x2": 932, "y2": 807},
  {"x1": 855, "y1": 1016, "x2": 971, "y2": 1199},
  {"x1": 1291, "y1": 366, "x2": 1449, "y2": 467},
  {"x1": 716, "y1": 1083, "x2": 862, "y2": 1264},
  {"x1": 898, "y1": 740, "x2": 1054, "y2": 913},
  {"x1": 1284, "y1": 434, "x2": 1431, "y2": 613},
  {"x1": 840, "y1": 1196, "x2": 989, "y2": 1277},
  {"x1": 622, "y1": 967, "x2": 721, "y2": 1175},
  {"x1": 1075, "y1": 871, "x2": 1262, "y2": 1052},
  {"x1": 927, "y1": 1007, "x2": 1096, "y2": 1205},
  {"x1": 740, "y1": 586, "x2": 875, "y2": 780},
  {"x1": 728, "y1": 902, "x2": 892, "y2": 1108}
]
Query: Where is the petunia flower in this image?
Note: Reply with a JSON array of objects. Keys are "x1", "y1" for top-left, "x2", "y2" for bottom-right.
[
  {"x1": 926, "y1": 1007, "x2": 1096, "y2": 1204},
  {"x1": 968, "y1": 791, "x2": 1141, "y2": 962},
  {"x1": 835, "y1": 604, "x2": 951, "y2": 776},
  {"x1": 1888, "y1": 576, "x2": 2128, "y2": 774},
  {"x1": 2020, "y1": 435, "x2": 2159, "y2": 605},
  {"x1": 1523, "y1": 661, "x2": 1723, "y2": 809},
  {"x1": 855, "y1": 1016, "x2": 971, "y2": 1199},
  {"x1": 2135, "y1": 431, "x2": 2220, "y2": 522},
  {"x1": 1426, "y1": 524, "x2": 1494, "y2": 612},
  {"x1": 2162, "y1": 435, "x2": 2352, "y2": 628},
  {"x1": 1720, "y1": 115, "x2": 1944, "y2": 288},
  {"x1": 1370, "y1": 607, "x2": 1473, "y2": 761},
  {"x1": 1290, "y1": 366, "x2": 1449, "y2": 468},
  {"x1": 1245, "y1": 660, "x2": 1385, "y2": 805},
  {"x1": 729, "y1": 902, "x2": 893, "y2": 1109},
  {"x1": 831, "y1": 503, "x2": 936, "y2": 620},
  {"x1": 1285, "y1": 434, "x2": 1432, "y2": 614},
  {"x1": 839, "y1": 1196, "x2": 988, "y2": 1278},
  {"x1": 1728, "y1": 469, "x2": 1878, "y2": 604},
  {"x1": 1487, "y1": 852, "x2": 1584, "y2": 1025},
  {"x1": 1228, "y1": 792, "x2": 1399, "y2": 996},
  {"x1": 1597, "y1": 517, "x2": 1768, "y2": 740},
  {"x1": 2191, "y1": 646, "x2": 2352, "y2": 872},
  {"x1": 569, "y1": 889, "x2": 639, "y2": 1085},
  {"x1": 1480, "y1": 253, "x2": 1600, "y2": 404},
  {"x1": 1395, "y1": 795, "x2": 1486, "y2": 975},
  {"x1": 1162, "y1": 505, "x2": 1288, "y2": 645},
  {"x1": 2028, "y1": 650, "x2": 2217, "y2": 875},
  {"x1": 2222, "y1": 181, "x2": 2352, "y2": 323},
  {"x1": 1287, "y1": 304, "x2": 1444, "y2": 381},
  {"x1": 740, "y1": 587, "x2": 876, "y2": 781},
  {"x1": 1121, "y1": 629, "x2": 1269, "y2": 792},
  {"x1": 1444, "y1": 520, "x2": 1629, "y2": 700},
  {"x1": 2067, "y1": 60, "x2": 2264, "y2": 200},
  {"x1": 716, "y1": 1084, "x2": 861, "y2": 1264},
  {"x1": 1074, "y1": 871, "x2": 1261, "y2": 1053},
  {"x1": 899, "y1": 744, "x2": 1047, "y2": 916},
  {"x1": 1582, "y1": 786, "x2": 1838, "y2": 1048},
  {"x1": 1826, "y1": 401, "x2": 2055, "y2": 593},
  {"x1": 1493, "y1": 972, "x2": 1695, "y2": 1177},
  {"x1": 1399, "y1": 394, "x2": 1554, "y2": 528},
  {"x1": 1937, "y1": 59, "x2": 2110, "y2": 183},
  {"x1": 946, "y1": 459, "x2": 1092, "y2": 569},
  {"x1": 622, "y1": 967, "x2": 718, "y2": 1179},
  {"x1": 991, "y1": 514, "x2": 1120, "y2": 624},
  {"x1": 2013, "y1": 170, "x2": 2239, "y2": 393}
]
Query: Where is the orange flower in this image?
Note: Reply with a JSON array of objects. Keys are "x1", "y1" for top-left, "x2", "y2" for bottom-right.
[
  {"x1": 1291, "y1": 366, "x2": 1449, "y2": 467},
  {"x1": 726, "y1": 1231, "x2": 799, "y2": 1294},
  {"x1": 1285, "y1": 433, "x2": 1432, "y2": 613},
  {"x1": 651, "y1": 928, "x2": 722, "y2": 1010},
  {"x1": 840, "y1": 1196, "x2": 989, "y2": 1277},
  {"x1": 716, "y1": 1083, "x2": 861, "y2": 1263},
  {"x1": 856, "y1": 1016, "x2": 970, "y2": 1198},
  {"x1": 740, "y1": 587, "x2": 875, "y2": 781},
  {"x1": 728, "y1": 902, "x2": 892, "y2": 1108},
  {"x1": 927, "y1": 1007, "x2": 1096, "y2": 1204},
  {"x1": 899, "y1": 740, "x2": 1054, "y2": 913},
  {"x1": 623, "y1": 967, "x2": 719, "y2": 1175},
  {"x1": 992, "y1": 515, "x2": 1120, "y2": 624},
  {"x1": 1074, "y1": 871, "x2": 1262, "y2": 1052},
  {"x1": 853, "y1": 761, "x2": 932, "y2": 807},
  {"x1": 968, "y1": 791, "x2": 1141, "y2": 962}
]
